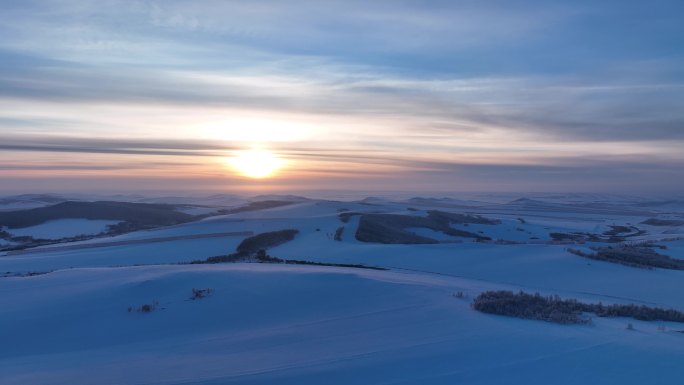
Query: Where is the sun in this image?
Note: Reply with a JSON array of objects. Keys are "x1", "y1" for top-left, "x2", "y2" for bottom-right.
[{"x1": 228, "y1": 149, "x2": 284, "y2": 179}]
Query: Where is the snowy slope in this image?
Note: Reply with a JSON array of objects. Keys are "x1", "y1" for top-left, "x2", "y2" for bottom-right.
[
  {"x1": 2, "y1": 264, "x2": 683, "y2": 385},
  {"x1": 4, "y1": 219, "x2": 120, "y2": 239},
  {"x1": 2, "y1": 194, "x2": 684, "y2": 384}
]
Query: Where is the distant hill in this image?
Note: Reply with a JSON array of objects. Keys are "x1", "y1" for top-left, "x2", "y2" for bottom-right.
[
  {"x1": 0, "y1": 194, "x2": 66, "y2": 205},
  {"x1": 404, "y1": 197, "x2": 486, "y2": 208},
  {"x1": 0, "y1": 201, "x2": 194, "y2": 229},
  {"x1": 222, "y1": 200, "x2": 297, "y2": 214},
  {"x1": 250, "y1": 195, "x2": 310, "y2": 203}
]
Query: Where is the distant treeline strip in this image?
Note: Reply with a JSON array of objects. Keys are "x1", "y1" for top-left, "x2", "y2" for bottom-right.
[
  {"x1": 5, "y1": 231, "x2": 253, "y2": 256},
  {"x1": 190, "y1": 229, "x2": 299, "y2": 263},
  {"x1": 190, "y1": 251, "x2": 386, "y2": 271},
  {"x1": 473, "y1": 290, "x2": 684, "y2": 324},
  {"x1": 189, "y1": 228, "x2": 385, "y2": 270},
  {"x1": 0, "y1": 201, "x2": 195, "y2": 229},
  {"x1": 567, "y1": 245, "x2": 684, "y2": 270}
]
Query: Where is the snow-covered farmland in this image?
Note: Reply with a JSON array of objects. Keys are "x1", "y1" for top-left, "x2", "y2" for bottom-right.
[
  {"x1": 4, "y1": 219, "x2": 120, "y2": 239},
  {"x1": 1, "y1": 194, "x2": 684, "y2": 384},
  {"x1": 2, "y1": 264, "x2": 684, "y2": 385}
]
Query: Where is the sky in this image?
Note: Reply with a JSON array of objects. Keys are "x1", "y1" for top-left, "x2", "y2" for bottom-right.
[{"x1": 1, "y1": 0, "x2": 683, "y2": 196}]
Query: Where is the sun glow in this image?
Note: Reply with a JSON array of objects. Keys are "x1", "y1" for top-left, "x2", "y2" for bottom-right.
[{"x1": 228, "y1": 149, "x2": 284, "y2": 179}]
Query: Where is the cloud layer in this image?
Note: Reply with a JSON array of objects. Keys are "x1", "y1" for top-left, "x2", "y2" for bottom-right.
[{"x1": 1, "y1": 0, "x2": 683, "y2": 194}]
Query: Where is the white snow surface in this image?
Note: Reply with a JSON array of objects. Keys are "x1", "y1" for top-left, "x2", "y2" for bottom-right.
[
  {"x1": 5, "y1": 219, "x2": 120, "y2": 239},
  {"x1": 2, "y1": 264, "x2": 684, "y2": 385},
  {"x1": 2, "y1": 195, "x2": 684, "y2": 384}
]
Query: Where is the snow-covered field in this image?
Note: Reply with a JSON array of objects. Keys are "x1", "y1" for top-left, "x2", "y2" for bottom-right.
[
  {"x1": 4, "y1": 219, "x2": 120, "y2": 240},
  {"x1": 1, "y1": 194, "x2": 684, "y2": 384},
  {"x1": 2, "y1": 264, "x2": 684, "y2": 385}
]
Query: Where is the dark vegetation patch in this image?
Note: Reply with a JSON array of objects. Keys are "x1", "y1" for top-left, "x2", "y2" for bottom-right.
[
  {"x1": 0, "y1": 201, "x2": 194, "y2": 229},
  {"x1": 282, "y1": 259, "x2": 387, "y2": 270},
  {"x1": 254, "y1": 250, "x2": 387, "y2": 270},
  {"x1": 1, "y1": 271, "x2": 52, "y2": 278},
  {"x1": 602, "y1": 225, "x2": 646, "y2": 240},
  {"x1": 550, "y1": 232, "x2": 603, "y2": 243},
  {"x1": 0, "y1": 201, "x2": 199, "y2": 251},
  {"x1": 473, "y1": 290, "x2": 684, "y2": 324},
  {"x1": 0, "y1": 228, "x2": 11, "y2": 240},
  {"x1": 427, "y1": 211, "x2": 501, "y2": 225},
  {"x1": 356, "y1": 215, "x2": 438, "y2": 244},
  {"x1": 338, "y1": 212, "x2": 361, "y2": 223},
  {"x1": 196, "y1": 254, "x2": 246, "y2": 264},
  {"x1": 128, "y1": 300, "x2": 160, "y2": 314},
  {"x1": 603, "y1": 225, "x2": 633, "y2": 236},
  {"x1": 1, "y1": 234, "x2": 106, "y2": 251},
  {"x1": 568, "y1": 245, "x2": 684, "y2": 270},
  {"x1": 191, "y1": 248, "x2": 386, "y2": 270},
  {"x1": 190, "y1": 288, "x2": 214, "y2": 300},
  {"x1": 188, "y1": 228, "x2": 383, "y2": 270},
  {"x1": 220, "y1": 200, "x2": 295, "y2": 215},
  {"x1": 641, "y1": 218, "x2": 684, "y2": 227},
  {"x1": 355, "y1": 211, "x2": 497, "y2": 244},
  {"x1": 334, "y1": 226, "x2": 344, "y2": 241},
  {"x1": 253, "y1": 249, "x2": 283, "y2": 263},
  {"x1": 236, "y1": 229, "x2": 299, "y2": 255},
  {"x1": 550, "y1": 225, "x2": 645, "y2": 243},
  {"x1": 641, "y1": 242, "x2": 668, "y2": 250},
  {"x1": 190, "y1": 229, "x2": 299, "y2": 264},
  {"x1": 473, "y1": 291, "x2": 590, "y2": 324}
]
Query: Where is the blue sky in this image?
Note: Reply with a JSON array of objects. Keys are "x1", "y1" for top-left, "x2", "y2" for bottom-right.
[{"x1": 1, "y1": 0, "x2": 683, "y2": 194}]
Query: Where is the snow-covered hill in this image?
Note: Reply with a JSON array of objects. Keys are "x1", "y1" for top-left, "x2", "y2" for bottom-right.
[
  {"x1": 1, "y1": 194, "x2": 684, "y2": 384},
  {"x1": 3, "y1": 264, "x2": 684, "y2": 385}
]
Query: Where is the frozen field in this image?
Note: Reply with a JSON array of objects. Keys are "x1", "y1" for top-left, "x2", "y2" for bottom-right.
[
  {"x1": 1, "y1": 194, "x2": 684, "y2": 384},
  {"x1": 3, "y1": 264, "x2": 684, "y2": 385},
  {"x1": 4, "y1": 219, "x2": 120, "y2": 240}
]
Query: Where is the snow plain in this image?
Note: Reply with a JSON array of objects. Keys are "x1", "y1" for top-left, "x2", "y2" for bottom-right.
[
  {"x1": 4, "y1": 219, "x2": 120, "y2": 240},
  {"x1": 2, "y1": 264, "x2": 684, "y2": 385},
  {"x1": 1, "y1": 195, "x2": 684, "y2": 384}
]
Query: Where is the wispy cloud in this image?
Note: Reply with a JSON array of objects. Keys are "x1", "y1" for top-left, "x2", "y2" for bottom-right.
[{"x1": 1, "y1": 0, "x2": 683, "y2": 193}]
